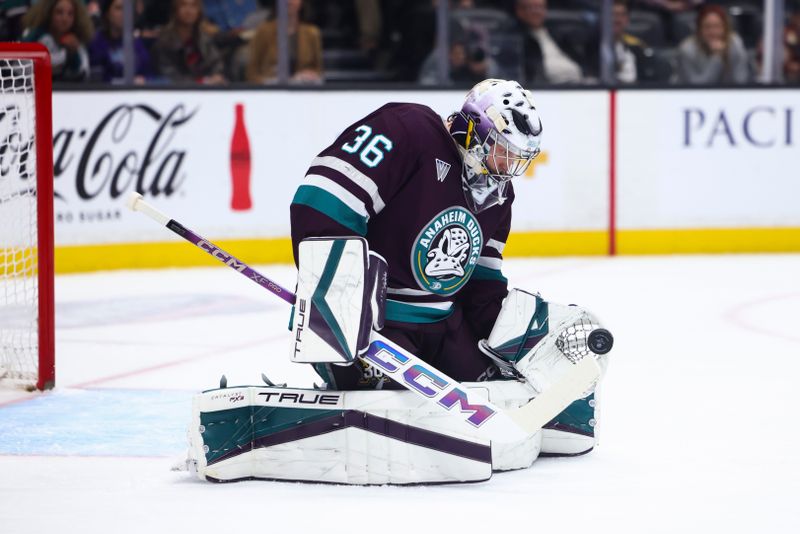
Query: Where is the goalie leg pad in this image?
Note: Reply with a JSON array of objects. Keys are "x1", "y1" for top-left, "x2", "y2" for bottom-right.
[
  {"x1": 463, "y1": 380, "x2": 543, "y2": 471},
  {"x1": 187, "y1": 381, "x2": 542, "y2": 485},
  {"x1": 292, "y1": 237, "x2": 386, "y2": 365},
  {"x1": 540, "y1": 391, "x2": 598, "y2": 457}
]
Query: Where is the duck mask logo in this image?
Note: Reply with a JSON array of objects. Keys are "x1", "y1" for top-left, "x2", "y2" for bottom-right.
[{"x1": 411, "y1": 207, "x2": 483, "y2": 296}]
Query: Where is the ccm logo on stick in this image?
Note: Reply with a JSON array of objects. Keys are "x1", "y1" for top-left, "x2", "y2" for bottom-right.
[
  {"x1": 196, "y1": 240, "x2": 246, "y2": 271},
  {"x1": 363, "y1": 340, "x2": 496, "y2": 427}
]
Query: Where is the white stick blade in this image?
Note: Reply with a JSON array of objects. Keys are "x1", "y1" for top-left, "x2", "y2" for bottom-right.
[
  {"x1": 509, "y1": 357, "x2": 601, "y2": 434},
  {"x1": 126, "y1": 192, "x2": 144, "y2": 211},
  {"x1": 125, "y1": 193, "x2": 170, "y2": 226}
]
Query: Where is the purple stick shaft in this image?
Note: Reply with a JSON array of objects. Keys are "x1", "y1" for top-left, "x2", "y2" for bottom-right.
[{"x1": 165, "y1": 219, "x2": 296, "y2": 305}]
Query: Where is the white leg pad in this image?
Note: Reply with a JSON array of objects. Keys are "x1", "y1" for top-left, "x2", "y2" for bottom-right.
[{"x1": 187, "y1": 381, "x2": 542, "y2": 485}]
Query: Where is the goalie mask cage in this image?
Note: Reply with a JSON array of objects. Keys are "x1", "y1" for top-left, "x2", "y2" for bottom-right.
[{"x1": 0, "y1": 43, "x2": 54, "y2": 391}]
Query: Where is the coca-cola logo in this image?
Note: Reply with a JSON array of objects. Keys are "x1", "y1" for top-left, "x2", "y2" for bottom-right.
[
  {"x1": 53, "y1": 103, "x2": 197, "y2": 202},
  {"x1": 0, "y1": 104, "x2": 34, "y2": 191}
]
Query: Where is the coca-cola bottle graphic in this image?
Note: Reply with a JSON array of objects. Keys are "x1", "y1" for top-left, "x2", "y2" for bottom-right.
[{"x1": 230, "y1": 103, "x2": 252, "y2": 211}]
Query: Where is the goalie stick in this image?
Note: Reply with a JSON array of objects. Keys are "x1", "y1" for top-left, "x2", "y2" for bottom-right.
[{"x1": 126, "y1": 192, "x2": 602, "y2": 442}]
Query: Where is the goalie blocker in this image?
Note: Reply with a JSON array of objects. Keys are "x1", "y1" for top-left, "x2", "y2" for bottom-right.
[{"x1": 291, "y1": 237, "x2": 387, "y2": 364}]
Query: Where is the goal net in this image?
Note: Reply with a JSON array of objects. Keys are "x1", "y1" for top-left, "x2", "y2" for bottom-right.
[{"x1": 0, "y1": 44, "x2": 54, "y2": 391}]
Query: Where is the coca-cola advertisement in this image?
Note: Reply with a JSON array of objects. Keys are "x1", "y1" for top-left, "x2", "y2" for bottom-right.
[
  {"x1": 52, "y1": 91, "x2": 276, "y2": 246},
  {"x1": 50, "y1": 90, "x2": 377, "y2": 247},
  {"x1": 230, "y1": 103, "x2": 252, "y2": 211},
  {"x1": 54, "y1": 103, "x2": 193, "y2": 222},
  {"x1": 0, "y1": 95, "x2": 38, "y2": 248}
]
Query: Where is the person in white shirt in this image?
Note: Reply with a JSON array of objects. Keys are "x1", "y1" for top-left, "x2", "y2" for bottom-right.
[{"x1": 513, "y1": 0, "x2": 583, "y2": 84}]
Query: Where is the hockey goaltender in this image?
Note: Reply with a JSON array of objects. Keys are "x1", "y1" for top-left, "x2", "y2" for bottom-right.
[{"x1": 181, "y1": 79, "x2": 613, "y2": 485}]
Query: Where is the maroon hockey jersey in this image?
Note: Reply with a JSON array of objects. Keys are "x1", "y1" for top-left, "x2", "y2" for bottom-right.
[{"x1": 290, "y1": 103, "x2": 512, "y2": 338}]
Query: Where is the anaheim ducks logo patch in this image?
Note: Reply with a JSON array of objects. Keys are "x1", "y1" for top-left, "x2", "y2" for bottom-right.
[{"x1": 411, "y1": 207, "x2": 483, "y2": 296}]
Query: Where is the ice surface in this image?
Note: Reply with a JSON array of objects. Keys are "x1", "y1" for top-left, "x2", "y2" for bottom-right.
[{"x1": 1, "y1": 256, "x2": 799, "y2": 534}]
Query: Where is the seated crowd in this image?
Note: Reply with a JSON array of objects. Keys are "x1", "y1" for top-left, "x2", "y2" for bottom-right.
[{"x1": 1, "y1": 0, "x2": 798, "y2": 86}]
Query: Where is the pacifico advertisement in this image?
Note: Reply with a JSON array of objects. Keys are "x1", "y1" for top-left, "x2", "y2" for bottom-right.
[{"x1": 616, "y1": 89, "x2": 800, "y2": 230}]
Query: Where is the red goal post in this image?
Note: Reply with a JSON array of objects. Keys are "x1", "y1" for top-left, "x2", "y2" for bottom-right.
[{"x1": 0, "y1": 43, "x2": 55, "y2": 391}]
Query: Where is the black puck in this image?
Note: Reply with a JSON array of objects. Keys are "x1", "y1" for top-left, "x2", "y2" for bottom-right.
[{"x1": 587, "y1": 328, "x2": 614, "y2": 355}]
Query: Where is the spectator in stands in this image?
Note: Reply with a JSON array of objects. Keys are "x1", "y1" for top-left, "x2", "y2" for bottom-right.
[
  {"x1": 676, "y1": 4, "x2": 749, "y2": 85},
  {"x1": 786, "y1": 7, "x2": 800, "y2": 84},
  {"x1": 86, "y1": 0, "x2": 102, "y2": 29},
  {"x1": 21, "y1": 0, "x2": 94, "y2": 82},
  {"x1": 202, "y1": 0, "x2": 260, "y2": 32},
  {"x1": 633, "y1": 1, "x2": 705, "y2": 44},
  {"x1": 418, "y1": 41, "x2": 500, "y2": 85},
  {"x1": 137, "y1": 0, "x2": 171, "y2": 39},
  {"x1": 1, "y1": 1, "x2": 33, "y2": 41},
  {"x1": 355, "y1": 0, "x2": 382, "y2": 55},
  {"x1": 201, "y1": 0, "x2": 261, "y2": 82},
  {"x1": 634, "y1": 0, "x2": 704, "y2": 14},
  {"x1": 88, "y1": 0, "x2": 154, "y2": 84},
  {"x1": 513, "y1": 0, "x2": 583, "y2": 84},
  {"x1": 152, "y1": 0, "x2": 226, "y2": 85},
  {"x1": 756, "y1": 5, "x2": 800, "y2": 84},
  {"x1": 246, "y1": 0, "x2": 323, "y2": 84},
  {"x1": 611, "y1": 0, "x2": 648, "y2": 83}
]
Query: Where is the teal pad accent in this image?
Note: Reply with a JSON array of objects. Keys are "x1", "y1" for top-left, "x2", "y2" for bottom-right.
[
  {"x1": 493, "y1": 296, "x2": 549, "y2": 363},
  {"x1": 310, "y1": 239, "x2": 353, "y2": 360},
  {"x1": 200, "y1": 404, "x2": 342, "y2": 465},
  {"x1": 312, "y1": 363, "x2": 336, "y2": 388},
  {"x1": 545, "y1": 393, "x2": 596, "y2": 436}
]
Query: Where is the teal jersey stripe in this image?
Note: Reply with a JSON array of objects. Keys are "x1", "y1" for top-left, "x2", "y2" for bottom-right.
[
  {"x1": 471, "y1": 264, "x2": 508, "y2": 284},
  {"x1": 385, "y1": 300, "x2": 454, "y2": 324},
  {"x1": 292, "y1": 185, "x2": 368, "y2": 236}
]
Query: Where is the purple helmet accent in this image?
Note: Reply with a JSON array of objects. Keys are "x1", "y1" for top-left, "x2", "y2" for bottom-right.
[{"x1": 450, "y1": 79, "x2": 543, "y2": 213}]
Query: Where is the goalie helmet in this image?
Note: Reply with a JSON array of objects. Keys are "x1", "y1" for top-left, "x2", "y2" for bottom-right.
[{"x1": 450, "y1": 79, "x2": 543, "y2": 213}]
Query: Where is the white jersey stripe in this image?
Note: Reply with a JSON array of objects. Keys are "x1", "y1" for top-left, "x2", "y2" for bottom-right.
[
  {"x1": 312, "y1": 156, "x2": 386, "y2": 214},
  {"x1": 477, "y1": 256, "x2": 503, "y2": 270},
  {"x1": 387, "y1": 287, "x2": 434, "y2": 296},
  {"x1": 487, "y1": 239, "x2": 506, "y2": 254},
  {"x1": 386, "y1": 299, "x2": 454, "y2": 311},
  {"x1": 304, "y1": 174, "x2": 369, "y2": 218}
]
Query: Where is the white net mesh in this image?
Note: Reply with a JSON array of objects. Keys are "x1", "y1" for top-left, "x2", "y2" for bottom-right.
[{"x1": 0, "y1": 57, "x2": 40, "y2": 388}]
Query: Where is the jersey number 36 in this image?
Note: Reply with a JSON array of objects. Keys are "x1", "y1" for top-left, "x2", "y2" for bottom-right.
[{"x1": 341, "y1": 125, "x2": 393, "y2": 168}]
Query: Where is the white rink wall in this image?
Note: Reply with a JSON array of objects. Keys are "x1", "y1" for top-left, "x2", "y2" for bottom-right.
[
  {"x1": 617, "y1": 89, "x2": 800, "y2": 229},
  {"x1": 50, "y1": 89, "x2": 607, "y2": 244},
  {"x1": 46, "y1": 87, "x2": 800, "y2": 270}
]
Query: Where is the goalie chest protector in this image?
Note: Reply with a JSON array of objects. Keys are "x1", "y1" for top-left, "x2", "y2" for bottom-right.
[{"x1": 292, "y1": 103, "x2": 514, "y2": 315}]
